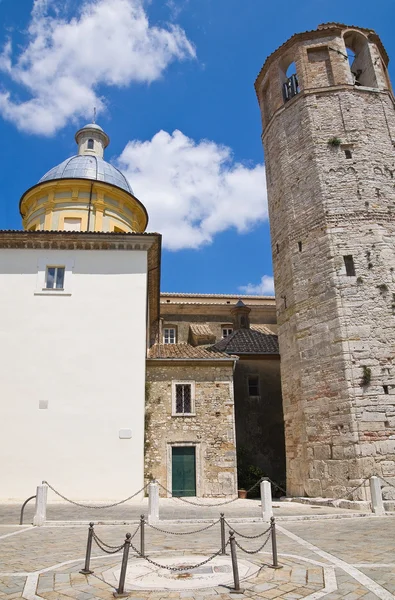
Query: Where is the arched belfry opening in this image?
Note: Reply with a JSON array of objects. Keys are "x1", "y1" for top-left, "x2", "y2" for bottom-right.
[
  {"x1": 343, "y1": 30, "x2": 378, "y2": 88},
  {"x1": 280, "y1": 58, "x2": 299, "y2": 103}
]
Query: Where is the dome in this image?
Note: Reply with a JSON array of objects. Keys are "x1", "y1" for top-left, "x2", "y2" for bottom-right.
[{"x1": 39, "y1": 155, "x2": 133, "y2": 194}]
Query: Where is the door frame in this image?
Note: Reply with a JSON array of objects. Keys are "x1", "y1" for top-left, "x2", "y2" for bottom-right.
[{"x1": 167, "y1": 442, "x2": 201, "y2": 498}]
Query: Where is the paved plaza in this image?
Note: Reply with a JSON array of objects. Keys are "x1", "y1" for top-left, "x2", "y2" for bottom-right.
[{"x1": 0, "y1": 498, "x2": 394, "y2": 599}]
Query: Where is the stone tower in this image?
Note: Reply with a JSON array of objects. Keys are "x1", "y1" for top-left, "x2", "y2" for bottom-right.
[{"x1": 255, "y1": 23, "x2": 395, "y2": 498}]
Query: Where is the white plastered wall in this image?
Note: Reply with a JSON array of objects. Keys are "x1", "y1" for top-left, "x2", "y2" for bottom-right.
[{"x1": 0, "y1": 248, "x2": 148, "y2": 501}]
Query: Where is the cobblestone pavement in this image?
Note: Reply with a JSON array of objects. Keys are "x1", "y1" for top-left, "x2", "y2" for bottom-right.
[
  {"x1": 2, "y1": 498, "x2": 366, "y2": 525},
  {"x1": 0, "y1": 516, "x2": 394, "y2": 599}
]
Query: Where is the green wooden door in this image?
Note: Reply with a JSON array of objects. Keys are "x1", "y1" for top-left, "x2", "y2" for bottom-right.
[{"x1": 172, "y1": 447, "x2": 196, "y2": 496}]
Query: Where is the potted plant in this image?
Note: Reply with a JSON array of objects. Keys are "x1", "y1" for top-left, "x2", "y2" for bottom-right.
[{"x1": 238, "y1": 488, "x2": 247, "y2": 499}]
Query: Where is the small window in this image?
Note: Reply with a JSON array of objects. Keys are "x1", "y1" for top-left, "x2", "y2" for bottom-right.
[
  {"x1": 45, "y1": 266, "x2": 65, "y2": 290},
  {"x1": 345, "y1": 149, "x2": 352, "y2": 159},
  {"x1": 344, "y1": 255, "x2": 356, "y2": 277},
  {"x1": 87, "y1": 139, "x2": 94, "y2": 150},
  {"x1": 276, "y1": 243, "x2": 279, "y2": 254},
  {"x1": 164, "y1": 328, "x2": 176, "y2": 344},
  {"x1": 383, "y1": 385, "x2": 389, "y2": 394},
  {"x1": 248, "y1": 376, "x2": 260, "y2": 398},
  {"x1": 64, "y1": 217, "x2": 82, "y2": 231},
  {"x1": 174, "y1": 383, "x2": 194, "y2": 415},
  {"x1": 222, "y1": 328, "x2": 233, "y2": 338},
  {"x1": 298, "y1": 241, "x2": 302, "y2": 252}
]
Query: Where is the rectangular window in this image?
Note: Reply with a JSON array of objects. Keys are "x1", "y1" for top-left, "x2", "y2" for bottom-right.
[
  {"x1": 175, "y1": 384, "x2": 192, "y2": 414},
  {"x1": 248, "y1": 376, "x2": 260, "y2": 398},
  {"x1": 343, "y1": 255, "x2": 356, "y2": 276},
  {"x1": 45, "y1": 266, "x2": 65, "y2": 289},
  {"x1": 63, "y1": 218, "x2": 82, "y2": 231},
  {"x1": 222, "y1": 328, "x2": 233, "y2": 338},
  {"x1": 164, "y1": 328, "x2": 176, "y2": 344}
]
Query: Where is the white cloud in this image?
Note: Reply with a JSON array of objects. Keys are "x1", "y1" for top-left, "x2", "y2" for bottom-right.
[
  {"x1": 0, "y1": 0, "x2": 195, "y2": 135},
  {"x1": 239, "y1": 275, "x2": 275, "y2": 296},
  {"x1": 117, "y1": 129, "x2": 268, "y2": 250}
]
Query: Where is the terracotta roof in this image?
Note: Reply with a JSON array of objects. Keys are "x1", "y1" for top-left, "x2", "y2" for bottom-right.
[
  {"x1": 189, "y1": 324, "x2": 215, "y2": 337},
  {"x1": 147, "y1": 343, "x2": 235, "y2": 360},
  {"x1": 251, "y1": 324, "x2": 277, "y2": 335},
  {"x1": 211, "y1": 329, "x2": 279, "y2": 355}
]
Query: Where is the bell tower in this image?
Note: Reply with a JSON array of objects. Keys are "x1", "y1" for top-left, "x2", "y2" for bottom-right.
[{"x1": 255, "y1": 23, "x2": 395, "y2": 498}]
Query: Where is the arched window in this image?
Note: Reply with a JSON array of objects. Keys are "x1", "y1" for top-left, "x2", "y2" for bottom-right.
[
  {"x1": 343, "y1": 31, "x2": 377, "y2": 88},
  {"x1": 87, "y1": 138, "x2": 94, "y2": 150},
  {"x1": 280, "y1": 60, "x2": 300, "y2": 103}
]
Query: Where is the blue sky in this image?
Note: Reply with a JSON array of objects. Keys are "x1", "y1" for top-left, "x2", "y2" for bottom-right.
[{"x1": 0, "y1": 0, "x2": 394, "y2": 295}]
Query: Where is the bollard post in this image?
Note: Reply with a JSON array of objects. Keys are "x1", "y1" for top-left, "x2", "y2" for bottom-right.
[
  {"x1": 229, "y1": 531, "x2": 244, "y2": 593},
  {"x1": 140, "y1": 514, "x2": 145, "y2": 557},
  {"x1": 220, "y1": 513, "x2": 226, "y2": 555},
  {"x1": 33, "y1": 484, "x2": 48, "y2": 527},
  {"x1": 268, "y1": 517, "x2": 282, "y2": 569},
  {"x1": 113, "y1": 533, "x2": 131, "y2": 598},
  {"x1": 370, "y1": 476, "x2": 385, "y2": 515},
  {"x1": 148, "y1": 480, "x2": 159, "y2": 524},
  {"x1": 80, "y1": 522, "x2": 95, "y2": 575},
  {"x1": 260, "y1": 478, "x2": 273, "y2": 521}
]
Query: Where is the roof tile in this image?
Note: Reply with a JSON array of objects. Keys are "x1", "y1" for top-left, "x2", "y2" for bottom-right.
[
  {"x1": 147, "y1": 343, "x2": 234, "y2": 360},
  {"x1": 211, "y1": 329, "x2": 279, "y2": 355}
]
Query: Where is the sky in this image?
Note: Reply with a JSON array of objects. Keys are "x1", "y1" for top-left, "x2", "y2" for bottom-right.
[{"x1": 0, "y1": 0, "x2": 394, "y2": 295}]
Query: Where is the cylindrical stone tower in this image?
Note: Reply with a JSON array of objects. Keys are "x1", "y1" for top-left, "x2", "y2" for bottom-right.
[{"x1": 255, "y1": 23, "x2": 395, "y2": 498}]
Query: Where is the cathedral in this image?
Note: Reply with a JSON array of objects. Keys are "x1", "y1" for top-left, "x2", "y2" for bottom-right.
[{"x1": 1, "y1": 22, "x2": 395, "y2": 502}]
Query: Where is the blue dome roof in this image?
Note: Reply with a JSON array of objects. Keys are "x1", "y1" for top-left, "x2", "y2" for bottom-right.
[{"x1": 39, "y1": 155, "x2": 133, "y2": 194}]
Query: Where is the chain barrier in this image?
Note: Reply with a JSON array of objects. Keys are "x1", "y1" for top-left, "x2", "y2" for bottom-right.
[
  {"x1": 224, "y1": 520, "x2": 271, "y2": 539},
  {"x1": 379, "y1": 476, "x2": 395, "y2": 489},
  {"x1": 92, "y1": 524, "x2": 140, "y2": 555},
  {"x1": 42, "y1": 480, "x2": 149, "y2": 509},
  {"x1": 263, "y1": 477, "x2": 287, "y2": 495},
  {"x1": 343, "y1": 477, "x2": 370, "y2": 499},
  {"x1": 93, "y1": 539, "x2": 125, "y2": 554},
  {"x1": 145, "y1": 519, "x2": 220, "y2": 536},
  {"x1": 92, "y1": 534, "x2": 125, "y2": 555},
  {"x1": 234, "y1": 531, "x2": 272, "y2": 555},
  {"x1": 155, "y1": 478, "x2": 262, "y2": 506},
  {"x1": 89, "y1": 572, "x2": 117, "y2": 591},
  {"x1": 129, "y1": 539, "x2": 229, "y2": 571}
]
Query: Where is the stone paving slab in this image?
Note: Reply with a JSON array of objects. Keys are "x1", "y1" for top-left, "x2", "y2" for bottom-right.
[
  {"x1": 36, "y1": 555, "x2": 326, "y2": 600},
  {"x1": 0, "y1": 516, "x2": 394, "y2": 599}
]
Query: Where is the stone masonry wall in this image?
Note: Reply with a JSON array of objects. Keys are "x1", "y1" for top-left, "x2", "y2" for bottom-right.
[
  {"x1": 145, "y1": 362, "x2": 237, "y2": 497},
  {"x1": 257, "y1": 26, "x2": 395, "y2": 499},
  {"x1": 233, "y1": 358, "x2": 285, "y2": 487}
]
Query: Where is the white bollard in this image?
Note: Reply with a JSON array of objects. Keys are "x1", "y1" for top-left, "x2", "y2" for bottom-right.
[
  {"x1": 370, "y1": 476, "x2": 385, "y2": 515},
  {"x1": 260, "y1": 479, "x2": 273, "y2": 521},
  {"x1": 33, "y1": 484, "x2": 48, "y2": 526},
  {"x1": 148, "y1": 480, "x2": 159, "y2": 524}
]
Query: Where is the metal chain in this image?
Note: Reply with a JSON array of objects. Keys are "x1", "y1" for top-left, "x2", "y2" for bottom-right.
[
  {"x1": 92, "y1": 535, "x2": 125, "y2": 555},
  {"x1": 42, "y1": 480, "x2": 148, "y2": 509},
  {"x1": 234, "y1": 531, "x2": 272, "y2": 555},
  {"x1": 343, "y1": 477, "x2": 370, "y2": 499},
  {"x1": 92, "y1": 524, "x2": 140, "y2": 551},
  {"x1": 89, "y1": 572, "x2": 117, "y2": 591},
  {"x1": 263, "y1": 477, "x2": 287, "y2": 495},
  {"x1": 379, "y1": 476, "x2": 395, "y2": 489},
  {"x1": 155, "y1": 478, "x2": 262, "y2": 506},
  {"x1": 145, "y1": 519, "x2": 220, "y2": 536},
  {"x1": 224, "y1": 520, "x2": 271, "y2": 539},
  {"x1": 130, "y1": 540, "x2": 228, "y2": 571},
  {"x1": 93, "y1": 532, "x2": 123, "y2": 550}
]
